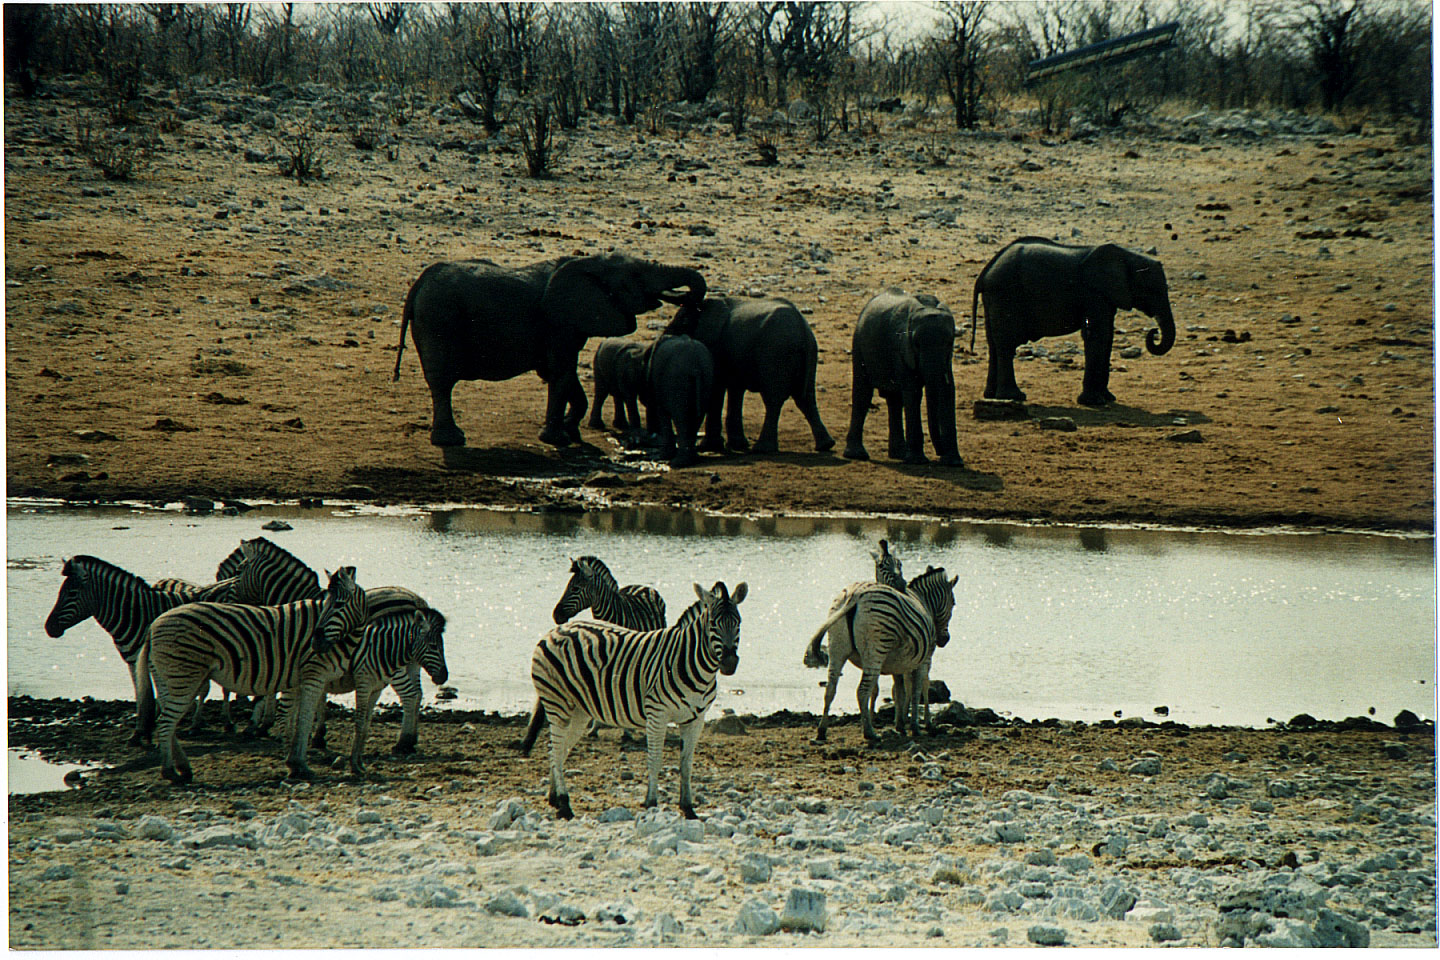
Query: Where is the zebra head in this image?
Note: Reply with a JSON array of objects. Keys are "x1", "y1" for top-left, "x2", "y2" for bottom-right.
[
  {"x1": 232, "y1": 537, "x2": 322, "y2": 606},
  {"x1": 45, "y1": 556, "x2": 100, "y2": 637},
  {"x1": 908, "y1": 566, "x2": 959, "y2": 647},
  {"x1": 871, "y1": 538, "x2": 905, "y2": 590},
  {"x1": 413, "y1": 608, "x2": 449, "y2": 685},
  {"x1": 552, "y1": 556, "x2": 614, "y2": 624},
  {"x1": 694, "y1": 580, "x2": 748, "y2": 676},
  {"x1": 311, "y1": 566, "x2": 368, "y2": 655}
]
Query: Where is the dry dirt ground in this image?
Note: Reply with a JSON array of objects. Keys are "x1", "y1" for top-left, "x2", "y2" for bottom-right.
[{"x1": 4, "y1": 83, "x2": 1434, "y2": 530}]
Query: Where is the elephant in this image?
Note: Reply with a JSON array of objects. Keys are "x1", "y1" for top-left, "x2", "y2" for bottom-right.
[
  {"x1": 971, "y1": 237, "x2": 1176, "y2": 407},
  {"x1": 843, "y1": 288, "x2": 963, "y2": 467},
  {"x1": 665, "y1": 296, "x2": 833, "y2": 455},
  {"x1": 645, "y1": 334, "x2": 714, "y2": 468},
  {"x1": 393, "y1": 253, "x2": 706, "y2": 448},
  {"x1": 587, "y1": 337, "x2": 652, "y2": 438}
]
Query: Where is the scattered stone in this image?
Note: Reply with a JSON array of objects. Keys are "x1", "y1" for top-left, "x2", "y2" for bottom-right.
[
  {"x1": 485, "y1": 892, "x2": 529, "y2": 918},
  {"x1": 1267, "y1": 779, "x2": 1298, "y2": 798},
  {"x1": 41, "y1": 865, "x2": 76, "y2": 881},
  {"x1": 182, "y1": 825, "x2": 255, "y2": 850},
  {"x1": 1027, "y1": 924, "x2": 1067, "y2": 945},
  {"x1": 732, "y1": 899, "x2": 780, "y2": 936},
  {"x1": 261, "y1": 520, "x2": 293, "y2": 531},
  {"x1": 1039, "y1": 417, "x2": 1077, "y2": 432},
  {"x1": 972, "y1": 399, "x2": 1029, "y2": 421},
  {"x1": 740, "y1": 854, "x2": 771, "y2": 883},
  {"x1": 1165, "y1": 429, "x2": 1204, "y2": 443},
  {"x1": 597, "y1": 807, "x2": 633, "y2": 823},
  {"x1": 138, "y1": 816, "x2": 175, "y2": 841},
  {"x1": 778, "y1": 888, "x2": 827, "y2": 933},
  {"x1": 1128, "y1": 757, "x2": 1162, "y2": 776},
  {"x1": 488, "y1": 797, "x2": 526, "y2": 830},
  {"x1": 1150, "y1": 923, "x2": 1183, "y2": 943}
]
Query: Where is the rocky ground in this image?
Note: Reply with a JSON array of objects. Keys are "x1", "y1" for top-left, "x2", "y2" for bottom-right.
[
  {"x1": 4, "y1": 78, "x2": 1434, "y2": 530},
  {"x1": 7, "y1": 698, "x2": 1436, "y2": 949}
]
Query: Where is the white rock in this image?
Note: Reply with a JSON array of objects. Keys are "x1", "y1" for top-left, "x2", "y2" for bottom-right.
[
  {"x1": 485, "y1": 892, "x2": 529, "y2": 918},
  {"x1": 1127, "y1": 899, "x2": 1175, "y2": 924},
  {"x1": 883, "y1": 822, "x2": 924, "y2": 845},
  {"x1": 740, "y1": 854, "x2": 772, "y2": 883},
  {"x1": 779, "y1": 888, "x2": 828, "y2": 933},
  {"x1": 138, "y1": 815, "x2": 175, "y2": 841},
  {"x1": 183, "y1": 825, "x2": 254, "y2": 850},
  {"x1": 732, "y1": 899, "x2": 780, "y2": 936},
  {"x1": 356, "y1": 810, "x2": 383, "y2": 825},
  {"x1": 473, "y1": 832, "x2": 501, "y2": 856},
  {"x1": 1027, "y1": 924, "x2": 1067, "y2": 945},
  {"x1": 489, "y1": 798, "x2": 526, "y2": 830},
  {"x1": 807, "y1": 858, "x2": 837, "y2": 879},
  {"x1": 597, "y1": 807, "x2": 633, "y2": 823}
]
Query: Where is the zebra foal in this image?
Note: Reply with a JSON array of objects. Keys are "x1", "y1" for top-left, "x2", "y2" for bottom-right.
[
  {"x1": 804, "y1": 565, "x2": 957, "y2": 743},
  {"x1": 522, "y1": 581, "x2": 747, "y2": 820},
  {"x1": 141, "y1": 566, "x2": 369, "y2": 783},
  {"x1": 552, "y1": 556, "x2": 667, "y2": 630},
  {"x1": 44, "y1": 555, "x2": 237, "y2": 744}
]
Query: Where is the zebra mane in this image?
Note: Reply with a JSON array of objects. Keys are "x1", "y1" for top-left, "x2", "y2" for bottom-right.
[
  {"x1": 241, "y1": 537, "x2": 321, "y2": 592},
  {"x1": 907, "y1": 565, "x2": 951, "y2": 593},
  {"x1": 674, "y1": 600, "x2": 704, "y2": 627},
  {"x1": 63, "y1": 555, "x2": 157, "y2": 593},
  {"x1": 574, "y1": 556, "x2": 618, "y2": 589},
  {"x1": 215, "y1": 544, "x2": 246, "y2": 581}
]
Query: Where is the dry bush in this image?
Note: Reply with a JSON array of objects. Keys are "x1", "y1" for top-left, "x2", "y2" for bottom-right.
[
  {"x1": 514, "y1": 98, "x2": 565, "y2": 179},
  {"x1": 73, "y1": 112, "x2": 156, "y2": 181},
  {"x1": 271, "y1": 113, "x2": 331, "y2": 184}
]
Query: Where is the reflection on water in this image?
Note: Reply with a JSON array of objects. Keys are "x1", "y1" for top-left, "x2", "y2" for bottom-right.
[
  {"x1": 7, "y1": 749, "x2": 106, "y2": 795},
  {"x1": 6, "y1": 500, "x2": 1435, "y2": 729}
]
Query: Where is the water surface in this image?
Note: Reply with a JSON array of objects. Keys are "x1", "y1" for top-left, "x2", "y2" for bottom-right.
[{"x1": 8, "y1": 500, "x2": 1435, "y2": 728}]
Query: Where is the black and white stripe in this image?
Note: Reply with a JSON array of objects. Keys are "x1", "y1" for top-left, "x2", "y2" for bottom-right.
[
  {"x1": 803, "y1": 565, "x2": 957, "y2": 742},
  {"x1": 44, "y1": 555, "x2": 236, "y2": 744},
  {"x1": 344, "y1": 607, "x2": 448, "y2": 775},
  {"x1": 521, "y1": 581, "x2": 747, "y2": 820},
  {"x1": 872, "y1": 538, "x2": 906, "y2": 590},
  {"x1": 141, "y1": 566, "x2": 370, "y2": 783},
  {"x1": 552, "y1": 556, "x2": 667, "y2": 631}
]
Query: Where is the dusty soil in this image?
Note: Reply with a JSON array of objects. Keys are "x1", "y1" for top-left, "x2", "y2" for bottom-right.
[
  {"x1": 8, "y1": 698, "x2": 1437, "y2": 948},
  {"x1": 5, "y1": 84, "x2": 1434, "y2": 531}
]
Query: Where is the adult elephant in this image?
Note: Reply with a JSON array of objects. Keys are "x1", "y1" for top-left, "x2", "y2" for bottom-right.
[
  {"x1": 971, "y1": 237, "x2": 1176, "y2": 407},
  {"x1": 394, "y1": 254, "x2": 706, "y2": 448},
  {"x1": 843, "y1": 288, "x2": 963, "y2": 467},
  {"x1": 666, "y1": 296, "x2": 833, "y2": 455}
]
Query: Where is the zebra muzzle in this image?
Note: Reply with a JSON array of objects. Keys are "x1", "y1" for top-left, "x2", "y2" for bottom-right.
[{"x1": 719, "y1": 652, "x2": 739, "y2": 676}]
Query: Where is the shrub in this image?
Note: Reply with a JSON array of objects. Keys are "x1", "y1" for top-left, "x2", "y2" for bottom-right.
[
  {"x1": 73, "y1": 112, "x2": 156, "y2": 181},
  {"x1": 271, "y1": 113, "x2": 331, "y2": 184}
]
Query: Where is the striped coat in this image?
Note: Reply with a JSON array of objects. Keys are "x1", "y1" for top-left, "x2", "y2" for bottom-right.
[
  {"x1": 804, "y1": 566, "x2": 957, "y2": 743},
  {"x1": 522, "y1": 581, "x2": 747, "y2": 820},
  {"x1": 552, "y1": 556, "x2": 667, "y2": 631},
  {"x1": 142, "y1": 566, "x2": 370, "y2": 783}
]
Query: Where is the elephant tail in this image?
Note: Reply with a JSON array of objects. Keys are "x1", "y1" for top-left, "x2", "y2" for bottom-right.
[
  {"x1": 393, "y1": 276, "x2": 419, "y2": 382},
  {"x1": 970, "y1": 281, "x2": 982, "y2": 354}
]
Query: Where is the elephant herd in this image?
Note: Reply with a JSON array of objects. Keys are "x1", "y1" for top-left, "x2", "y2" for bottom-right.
[{"x1": 393, "y1": 238, "x2": 1177, "y2": 467}]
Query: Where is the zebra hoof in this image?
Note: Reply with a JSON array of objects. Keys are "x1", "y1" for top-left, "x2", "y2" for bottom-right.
[
  {"x1": 550, "y1": 796, "x2": 574, "y2": 820},
  {"x1": 391, "y1": 735, "x2": 418, "y2": 756},
  {"x1": 811, "y1": 731, "x2": 828, "y2": 745},
  {"x1": 286, "y1": 763, "x2": 315, "y2": 782},
  {"x1": 680, "y1": 804, "x2": 698, "y2": 820}
]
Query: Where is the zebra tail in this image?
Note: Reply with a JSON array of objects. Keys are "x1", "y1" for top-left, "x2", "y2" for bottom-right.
[
  {"x1": 803, "y1": 600, "x2": 855, "y2": 669},
  {"x1": 135, "y1": 639, "x2": 157, "y2": 739},
  {"x1": 518, "y1": 699, "x2": 546, "y2": 755}
]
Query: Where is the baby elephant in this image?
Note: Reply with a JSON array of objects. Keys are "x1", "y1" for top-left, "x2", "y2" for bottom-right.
[
  {"x1": 646, "y1": 334, "x2": 714, "y2": 468},
  {"x1": 844, "y1": 288, "x2": 963, "y2": 467},
  {"x1": 588, "y1": 338, "x2": 652, "y2": 439}
]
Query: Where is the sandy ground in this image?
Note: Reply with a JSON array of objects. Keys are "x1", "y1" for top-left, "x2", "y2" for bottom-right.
[{"x1": 4, "y1": 84, "x2": 1433, "y2": 530}]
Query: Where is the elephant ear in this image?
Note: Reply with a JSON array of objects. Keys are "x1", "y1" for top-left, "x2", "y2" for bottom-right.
[
  {"x1": 1081, "y1": 244, "x2": 1133, "y2": 311},
  {"x1": 542, "y1": 257, "x2": 638, "y2": 338}
]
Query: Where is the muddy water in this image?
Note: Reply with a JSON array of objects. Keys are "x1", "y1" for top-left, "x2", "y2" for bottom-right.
[{"x1": 7, "y1": 500, "x2": 1435, "y2": 728}]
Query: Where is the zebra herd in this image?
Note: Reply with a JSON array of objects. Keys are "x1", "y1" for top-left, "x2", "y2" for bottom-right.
[
  {"x1": 45, "y1": 534, "x2": 955, "y2": 821},
  {"x1": 44, "y1": 537, "x2": 447, "y2": 782}
]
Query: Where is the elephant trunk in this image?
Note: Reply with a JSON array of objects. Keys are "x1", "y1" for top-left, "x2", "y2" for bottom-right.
[
  {"x1": 1145, "y1": 302, "x2": 1175, "y2": 355},
  {"x1": 655, "y1": 266, "x2": 707, "y2": 306}
]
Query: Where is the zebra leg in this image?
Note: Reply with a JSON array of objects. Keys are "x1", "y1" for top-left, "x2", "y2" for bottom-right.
[
  {"x1": 815, "y1": 653, "x2": 844, "y2": 743},
  {"x1": 151, "y1": 671, "x2": 197, "y2": 784},
  {"x1": 856, "y1": 668, "x2": 882, "y2": 742},
  {"x1": 244, "y1": 694, "x2": 276, "y2": 740},
  {"x1": 676, "y1": 718, "x2": 706, "y2": 820},
  {"x1": 310, "y1": 697, "x2": 330, "y2": 752},
  {"x1": 546, "y1": 715, "x2": 587, "y2": 820},
  {"x1": 391, "y1": 665, "x2": 422, "y2": 756},
  {"x1": 350, "y1": 680, "x2": 385, "y2": 777},
  {"x1": 891, "y1": 675, "x2": 910, "y2": 736},
  {"x1": 286, "y1": 682, "x2": 326, "y2": 780},
  {"x1": 643, "y1": 712, "x2": 668, "y2": 808},
  {"x1": 129, "y1": 656, "x2": 157, "y2": 747},
  {"x1": 915, "y1": 658, "x2": 937, "y2": 735},
  {"x1": 185, "y1": 679, "x2": 210, "y2": 736}
]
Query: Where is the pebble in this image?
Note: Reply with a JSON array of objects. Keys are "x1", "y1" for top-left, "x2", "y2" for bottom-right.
[
  {"x1": 1027, "y1": 924, "x2": 1067, "y2": 945},
  {"x1": 484, "y1": 892, "x2": 529, "y2": 918},
  {"x1": 732, "y1": 899, "x2": 780, "y2": 936},
  {"x1": 779, "y1": 888, "x2": 828, "y2": 933}
]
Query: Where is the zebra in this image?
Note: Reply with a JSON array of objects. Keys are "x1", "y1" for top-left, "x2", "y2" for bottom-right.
[
  {"x1": 521, "y1": 581, "x2": 747, "y2": 820},
  {"x1": 343, "y1": 607, "x2": 448, "y2": 776},
  {"x1": 872, "y1": 538, "x2": 906, "y2": 590},
  {"x1": 44, "y1": 555, "x2": 237, "y2": 744},
  {"x1": 226, "y1": 536, "x2": 434, "y2": 755},
  {"x1": 803, "y1": 565, "x2": 957, "y2": 743},
  {"x1": 140, "y1": 565, "x2": 370, "y2": 782},
  {"x1": 552, "y1": 556, "x2": 667, "y2": 630}
]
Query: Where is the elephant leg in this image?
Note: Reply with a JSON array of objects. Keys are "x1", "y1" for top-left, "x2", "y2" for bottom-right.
[
  {"x1": 926, "y1": 384, "x2": 964, "y2": 467},
  {"x1": 883, "y1": 392, "x2": 907, "y2": 460},
  {"x1": 698, "y1": 382, "x2": 726, "y2": 453},
  {"x1": 901, "y1": 386, "x2": 928, "y2": 464},
  {"x1": 426, "y1": 376, "x2": 466, "y2": 448},
  {"x1": 562, "y1": 374, "x2": 587, "y2": 442},
  {"x1": 752, "y1": 393, "x2": 783, "y2": 454},
  {"x1": 991, "y1": 335, "x2": 1026, "y2": 402},
  {"x1": 1078, "y1": 311, "x2": 1117, "y2": 406},
  {"x1": 539, "y1": 378, "x2": 575, "y2": 447},
  {"x1": 843, "y1": 363, "x2": 873, "y2": 461},
  {"x1": 589, "y1": 384, "x2": 610, "y2": 430},
  {"x1": 724, "y1": 386, "x2": 750, "y2": 452},
  {"x1": 796, "y1": 390, "x2": 834, "y2": 452}
]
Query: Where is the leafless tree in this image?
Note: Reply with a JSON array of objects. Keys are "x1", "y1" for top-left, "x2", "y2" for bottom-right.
[{"x1": 927, "y1": 1, "x2": 989, "y2": 129}]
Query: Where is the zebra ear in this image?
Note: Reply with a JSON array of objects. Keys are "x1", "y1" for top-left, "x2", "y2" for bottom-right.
[
  {"x1": 949, "y1": 575, "x2": 958, "y2": 587},
  {"x1": 693, "y1": 582, "x2": 710, "y2": 603},
  {"x1": 731, "y1": 582, "x2": 748, "y2": 605}
]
